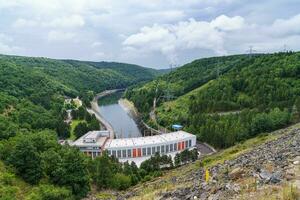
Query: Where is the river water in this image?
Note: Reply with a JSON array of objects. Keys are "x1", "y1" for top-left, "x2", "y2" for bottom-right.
[{"x1": 98, "y1": 92, "x2": 142, "y2": 138}]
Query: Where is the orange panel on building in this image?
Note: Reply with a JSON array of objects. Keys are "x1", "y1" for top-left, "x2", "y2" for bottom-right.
[
  {"x1": 137, "y1": 148, "x2": 141, "y2": 157},
  {"x1": 178, "y1": 142, "x2": 181, "y2": 150},
  {"x1": 133, "y1": 149, "x2": 137, "y2": 157}
]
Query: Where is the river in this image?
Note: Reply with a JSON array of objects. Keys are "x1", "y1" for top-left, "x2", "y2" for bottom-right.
[{"x1": 98, "y1": 91, "x2": 142, "y2": 138}]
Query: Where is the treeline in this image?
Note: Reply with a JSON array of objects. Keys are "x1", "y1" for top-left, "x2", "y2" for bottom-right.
[
  {"x1": 88, "y1": 149, "x2": 198, "y2": 191},
  {"x1": 127, "y1": 52, "x2": 300, "y2": 148},
  {"x1": 125, "y1": 55, "x2": 248, "y2": 115}
]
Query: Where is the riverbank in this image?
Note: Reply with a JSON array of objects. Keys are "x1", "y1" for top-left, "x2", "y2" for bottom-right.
[
  {"x1": 87, "y1": 89, "x2": 124, "y2": 139},
  {"x1": 118, "y1": 98, "x2": 139, "y2": 119}
]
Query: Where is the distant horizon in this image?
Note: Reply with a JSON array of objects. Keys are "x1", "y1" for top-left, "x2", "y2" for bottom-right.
[
  {"x1": 1, "y1": 49, "x2": 297, "y2": 70},
  {"x1": 1, "y1": 0, "x2": 300, "y2": 68}
]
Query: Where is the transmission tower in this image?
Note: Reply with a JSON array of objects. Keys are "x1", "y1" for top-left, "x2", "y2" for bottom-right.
[
  {"x1": 162, "y1": 63, "x2": 176, "y2": 101},
  {"x1": 246, "y1": 45, "x2": 257, "y2": 57}
]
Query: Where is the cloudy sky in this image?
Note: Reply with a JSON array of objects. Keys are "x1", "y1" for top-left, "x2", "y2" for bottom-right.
[{"x1": 0, "y1": 0, "x2": 299, "y2": 68}]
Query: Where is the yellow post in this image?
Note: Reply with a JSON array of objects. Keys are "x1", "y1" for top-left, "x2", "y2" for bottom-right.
[{"x1": 205, "y1": 169, "x2": 210, "y2": 182}]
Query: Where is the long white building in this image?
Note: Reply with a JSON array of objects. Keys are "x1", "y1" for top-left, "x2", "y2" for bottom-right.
[{"x1": 71, "y1": 130, "x2": 197, "y2": 164}]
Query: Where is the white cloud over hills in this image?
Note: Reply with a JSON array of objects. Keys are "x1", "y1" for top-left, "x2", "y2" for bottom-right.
[{"x1": 0, "y1": 0, "x2": 299, "y2": 68}]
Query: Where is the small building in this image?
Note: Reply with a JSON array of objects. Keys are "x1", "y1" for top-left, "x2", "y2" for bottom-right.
[{"x1": 71, "y1": 130, "x2": 110, "y2": 159}]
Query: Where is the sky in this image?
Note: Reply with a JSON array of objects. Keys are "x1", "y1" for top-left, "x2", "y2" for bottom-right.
[{"x1": 0, "y1": 0, "x2": 300, "y2": 69}]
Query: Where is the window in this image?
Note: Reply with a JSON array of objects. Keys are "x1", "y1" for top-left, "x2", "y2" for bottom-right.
[
  {"x1": 147, "y1": 147, "x2": 151, "y2": 155},
  {"x1": 170, "y1": 143, "x2": 173, "y2": 152},
  {"x1": 189, "y1": 140, "x2": 192, "y2": 147},
  {"x1": 122, "y1": 150, "x2": 126, "y2": 158},
  {"x1": 152, "y1": 146, "x2": 156, "y2": 155},
  {"x1": 92, "y1": 152, "x2": 96, "y2": 158},
  {"x1": 174, "y1": 143, "x2": 177, "y2": 151},
  {"x1": 127, "y1": 149, "x2": 132, "y2": 157},
  {"x1": 161, "y1": 145, "x2": 165, "y2": 153},
  {"x1": 156, "y1": 146, "x2": 160, "y2": 153},
  {"x1": 166, "y1": 144, "x2": 169, "y2": 153},
  {"x1": 112, "y1": 150, "x2": 116, "y2": 157},
  {"x1": 142, "y1": 148, "x2": 147, "y2": 156},
  {"x1": 185, "y1": 141, "x2": 188, "y2": 148},
  {"x1": 108, "y1": 150, "x2": 111, "y2": 155},
  {"x1": 117, "y1": 150, "x2": 121, "y2": 158}
]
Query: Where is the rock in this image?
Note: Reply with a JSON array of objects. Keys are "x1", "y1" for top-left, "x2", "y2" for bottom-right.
[
  {"x1": 228, "y1": 167, "x2": 244, "y2": 180},
  {"x1": 270, "y1": 173, "x2": 281, "y2": 184},
  {"x1": 259, "y1": 170, "x2": 272, "y2": 182},
  {"x1": 170, "y1": 176, "x2": 177, "y2": 184},
  {"x1": 293, "y1": 160, "x2": 299, "y2": 165}
]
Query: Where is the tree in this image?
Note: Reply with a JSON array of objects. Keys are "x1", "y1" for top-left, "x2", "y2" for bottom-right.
[
  {"x1": 7, "y1": 138, "x2": 43, "y2": 184},
  {"x1": 74, "y1": 122, "x2": 89, "y2": 139},
  {"x1": 88, "y1": 116, "x2": 100, "y2": 131},
  {"x1": 56, "y1": 121, "x2": 70, "y2": 139},
  {"x1": 93, "y1": 152, "x2": 113, "y2": 189}
]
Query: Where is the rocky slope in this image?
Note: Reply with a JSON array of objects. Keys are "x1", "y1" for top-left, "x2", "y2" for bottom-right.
[
  {"x1": 104, "y1": 123, "x2": 300, "y2": 200},
  {"x1": 158, "y1": 126, "x2": 300, "y2": 200}
]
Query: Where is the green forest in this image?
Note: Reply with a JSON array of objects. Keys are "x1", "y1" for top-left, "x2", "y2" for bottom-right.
[
  {"x1": 0, "y1": 54, "x2": 160, "y2": 199},
  {"x1": 126, "y1": 52, "x2": 300, "y2": 148}
]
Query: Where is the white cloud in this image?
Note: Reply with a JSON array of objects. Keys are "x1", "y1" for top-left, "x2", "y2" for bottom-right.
[
  {"x1": 269, "y1": 14, "x2": 300, "y2": 37},
  {"x1": 94, "y1": 51, "x2": 105, "y2": 58},
  {"x1": 211, "y1": 15, "x2": 245, "y2": 31},
  {"x1": 91, "y1": 41, "x2": 102, "y2": 47},
  {"x1": 13, "y1": 15, "x2": 85, "y2": 29},
  {"x1": 13, "y1": 18, "x2": 38, "y2": 28},
  {"x1": 47, "y1": 30, "x2": 76, "y2": 41},
  {"x1": 43, "y1": 15, "x2": 85, "y2": 29},
  {"x1": 0, "y1": 33, "x2": 22, "y2": 54},
  {"x1": 123, "y1": 15, "x2": 243, "y2": 59}
]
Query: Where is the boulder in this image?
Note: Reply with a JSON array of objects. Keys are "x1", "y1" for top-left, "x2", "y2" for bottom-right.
[{"x1": 228, "y1": 167, "x2": 244, "y2": 180}]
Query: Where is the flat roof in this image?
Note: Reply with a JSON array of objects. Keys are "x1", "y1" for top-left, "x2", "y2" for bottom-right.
[
  {"x1": 104, "y1": 131, "x2": 195, "y2": 149},
  {"x1": 72, "y1": 131, "x2": 108, "y2": 147}
]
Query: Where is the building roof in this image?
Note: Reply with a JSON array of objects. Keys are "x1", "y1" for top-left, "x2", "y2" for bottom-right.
[
  {"x1": 71, "y1": 131, "x2": 109, "y2": 147},
  {"x1": 104, "y1": 131, "x2": 195, "y2": 149}
]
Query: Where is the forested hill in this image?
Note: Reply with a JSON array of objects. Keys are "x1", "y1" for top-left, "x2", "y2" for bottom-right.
[
  {"x1": 0, "y1": 54, "x2": 159, "y2": 95},
  {"x1": 0, "y1": 54, "x2": 160, "y2": 199},
  {"x1": 0, "y1": 54, "x2": 160, "y2": 138},
  {"x1": 125, "y1": 52, "x2": 300, "y2": 148}
]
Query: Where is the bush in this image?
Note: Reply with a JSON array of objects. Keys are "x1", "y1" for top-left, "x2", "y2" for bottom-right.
[
  {"x1": 25, "y1": 184, "x2": 74, "y2": 200},
  {"x1": 111, "y1": 173, "x2": 131, "y2": 190}
]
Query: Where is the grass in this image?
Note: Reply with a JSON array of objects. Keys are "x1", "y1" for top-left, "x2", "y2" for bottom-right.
[
  {"x1": 125, "y1": 123, "x2": 300, "y2": 200},
  {"x1": 97, "y1": 192, "x2": 117, "y2": 200},
  {"x1": 0, "y1": 161, "x2": 32, "y2": 199},
  {"x1": 69, "y1": 119, "x2": 85, "y2": 140}
]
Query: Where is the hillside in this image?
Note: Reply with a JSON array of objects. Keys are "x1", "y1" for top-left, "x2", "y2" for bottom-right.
[
  {"x1": 125, "y1": 54, "x2": 249, "y2": 114},
  {"x1": 0, "y1": 54, "x2": 159, "y2": 199},
  {"x1": 108, "y1": 123, "x2": 300, "y2": 200},
  {"x1": 126, "y1": 52, "x2": 300, "y2": 148}
]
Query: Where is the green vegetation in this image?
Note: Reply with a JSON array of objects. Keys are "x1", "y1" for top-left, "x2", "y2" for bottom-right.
[
  {"x1": 0, "y1": 131, "x2": 89, "y2": 199},
  {"x1": 126, "y1": 52, "x2": 300, "y2": 148},
  {"x1": 71, "y1": 106, "x2": 100, "y2": 139},
  {"x1": 0, "y1": 54, "x2": 159, "y2": 199},
  {"x1": 125, "y1": 54, "x2": 247, "y2": 114},
  {"x1": 88, "y1": 149, "x2": 197, "y2": 191}
]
